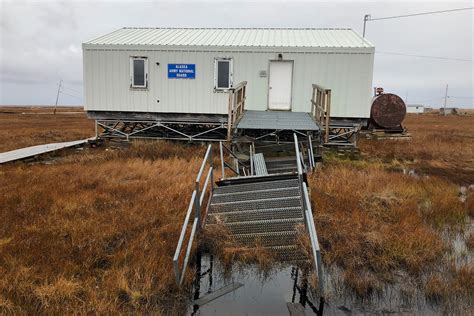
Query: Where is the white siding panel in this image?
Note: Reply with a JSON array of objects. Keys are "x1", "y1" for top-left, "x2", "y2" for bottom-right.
[{"x1": 83, "y1": 48, "x2": 374, "y2": 118}]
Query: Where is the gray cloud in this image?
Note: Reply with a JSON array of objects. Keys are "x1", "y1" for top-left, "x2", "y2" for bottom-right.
[{"x1": 0, "y1": 0, "x2": 472, "y2": 107}]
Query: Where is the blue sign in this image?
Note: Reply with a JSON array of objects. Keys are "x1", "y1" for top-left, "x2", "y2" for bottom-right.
[{"x1": 168, "y1": 64, "x2": 196, "y2": 79}]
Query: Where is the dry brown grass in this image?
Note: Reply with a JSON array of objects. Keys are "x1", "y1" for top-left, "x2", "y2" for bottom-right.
[
  {"x1": 0, "y1": 106, "x2": 94, "y2": 152},
  {"x1": 0, "y1": 141, "x2": 206, "y2": 314},
  {"x1": 1, "y1": 106, "x2": 473, "y2": 312},
  {"x1": 200, "y1": 224, "x2": 275, "y2": 271},
  {"x1": 424, "y1": 264, "x2": 474, "y2": 308},
  {"x1": 359, "y1": 114, "x2": 474, "y2": 185},
  {"x1": 309, "y1": 162, "x2": 469, "y2": 297},
  {"x1": 466, "y1": 234, "x2": 474, "y2": 251}
]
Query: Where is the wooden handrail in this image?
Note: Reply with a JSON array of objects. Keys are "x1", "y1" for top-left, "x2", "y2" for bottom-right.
[
  {"x1": 310, "y1": 84, "x2": 331, "y2": 144},
  {"x1": 227, "y1": 81, "x2": 247, "y2": 141}
]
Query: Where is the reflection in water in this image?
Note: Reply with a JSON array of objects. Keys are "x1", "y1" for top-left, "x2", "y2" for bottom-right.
[
  {"x1": 190, "y1": 250, "x2": 324, "y2": 315},
  {"x1": 290, "y1": 267, "x2": 324, "y2": 315}
]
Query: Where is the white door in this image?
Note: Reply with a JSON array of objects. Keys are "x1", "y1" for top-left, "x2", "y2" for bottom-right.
[{"x1": 268, "y1": 61, "x2": 293, "y2": 110}]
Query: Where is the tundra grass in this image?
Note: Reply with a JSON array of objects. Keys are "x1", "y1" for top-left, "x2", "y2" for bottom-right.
[
  {"x1": 0, "y1": 141, "x2": 206, "y2": 314},
  {"x1": 0, "y1": 108, "x2": 473, "y2": 313}
]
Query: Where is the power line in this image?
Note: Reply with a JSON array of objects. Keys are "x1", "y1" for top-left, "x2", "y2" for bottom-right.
[
  {"x1": 411, "y1": 97, "x2": 445, "y2": 103},
  {"x1": 363, "y1": 7, "x2": 473, "y2": 36},
  {"x1": 367, "y1": 7, "x2": 473, "y2": 21},
  {"x1": 59, "y1": 91, "x2": 83, "y2": 100},
  {"x1": 61, "y1": 85, "x2": 82, "y2": 94},
  {"x1": 375, "y1": 51, "x2": 473, "y2": 62},
  {"x1": 403, "y1": 96, "x2": 474, "y2": 103}
]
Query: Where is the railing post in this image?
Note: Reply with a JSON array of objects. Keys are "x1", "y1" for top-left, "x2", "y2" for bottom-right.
[
  {"x1": 195, "y1": 181, "x2": 201, "y2": 230},
  {"x1": 293, "y1": 133, "x2": 303, "y2": 186},
  {"x1": 250, "y1": 143, "x2": 254, "y2": 176},
  {"x1": 219, "y1": 142, "x2": 225, "y2": 180},
  {"x1": 325, "y1": 90, "x2": 331, "y2": 144},
  {"x1": 209, "y1": 147, "x2": 214, "y2": 193},
  {"x1": 234, "y1": 157, "x2": 240, "y2": 176},
  {"x1": 227, "y1": 92, "x2": 233, "y2": 141},
  {"x1": 307, "y1": 135, "x2": 314, "y2": 171}
]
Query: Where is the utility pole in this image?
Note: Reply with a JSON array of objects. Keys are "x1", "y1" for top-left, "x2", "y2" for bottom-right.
[
  {"x1": 363, "y1": 14, "x2": 371, "y2": 37},
  {"x1": 443, "y1": 84, "x2": 448, "y2": 116},
  {"x1": 54, "y1": 79, "x2": 62, "y2": 115}
]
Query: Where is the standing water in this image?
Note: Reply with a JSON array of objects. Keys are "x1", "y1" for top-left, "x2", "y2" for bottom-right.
[{"x1": 188, "y1": 252, "x2": 323, "y2": 315}]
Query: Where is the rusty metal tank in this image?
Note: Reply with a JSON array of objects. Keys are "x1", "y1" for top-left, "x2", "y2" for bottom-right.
[{"x1": 370, "y1": 93, "x2": 406, "y2": 129}]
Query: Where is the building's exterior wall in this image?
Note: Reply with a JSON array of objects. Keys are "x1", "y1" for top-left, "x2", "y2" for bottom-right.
[
  {"x1": 406, "y1": 105, "x2": 424, "y2": 114},
  {"x1": 83, "y1": 47, "x2": 374, "y2": 118},
  {"x1": 439, "y1": 108, "x2": 458, "y2": 115}
]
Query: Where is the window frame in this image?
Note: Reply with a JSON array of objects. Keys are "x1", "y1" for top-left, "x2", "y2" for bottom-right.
[
  {"x1": 214, "y1": 58, "x2": 233, "y2": 91},
  {"x1": 130, "y1": 56, "x2": 148, "y2": 89}
]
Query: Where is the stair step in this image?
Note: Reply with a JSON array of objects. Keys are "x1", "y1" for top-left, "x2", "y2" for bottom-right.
[
  {"x1": 265, "y1": 157, "x2": 298, "y2": 163},
  {"x1": 215, "y1": 179, "x2": 299, "y2": 195},
  {"x1": 212, "y1": 187, "x2": 300, "y2": 204},
  {"x1": 265, "y1": 160, "x2": 297, "y2": 167},
  {"x1": 211, "y1": 196, "x2": 301, "y2": 213},
  {"x1": 265, "y1": 163, "x2": 297, "y2": 169},
  {"x1": 266, "y1": 167, "x2": 298, "y2": 174},
  {"x1": 225, "y1": 218, "x2": 304, "y2": 235},
  {"x1": 207, "y1": 206, "x2": 304, "y2": 223},
  {"x1": 233, "y1": 231, "x2": 299, "y2": 247},
  {"x1": 270, "y1": 245, "x2": 309, "y2": 262}
]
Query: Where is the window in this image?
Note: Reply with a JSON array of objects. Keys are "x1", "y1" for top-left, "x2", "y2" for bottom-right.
[
  {"x1": 130, "y1": 57, "x2": 148, "y2": 88},
  {"x1": 214, "y1": 58, "x2": 233, "y2": 90}
]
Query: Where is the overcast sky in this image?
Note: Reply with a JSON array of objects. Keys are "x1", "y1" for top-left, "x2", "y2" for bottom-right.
[{"x1": 0, "y1": 0, "x2": 472, "y2": 108}]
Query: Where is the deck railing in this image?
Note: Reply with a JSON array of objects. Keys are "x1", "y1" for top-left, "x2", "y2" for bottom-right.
[
  {"x1": 294, "y1": 134, "x2": 324, "y2": 295},
  {"x1": 307, "y1": 135, "x2": 316, "y2": 171},
  {"x1": 227, "y1": 81, "x2": 247, "y2": 140},
  {"x1": 311, "y1": 84, "x2": 331, "y2": 144},
  {"x1": 219, "y1": 141, "x2": 251, "y2": 179},
  {"x1": 173, "y1": 145, "x2": 214, "y2": 285}
]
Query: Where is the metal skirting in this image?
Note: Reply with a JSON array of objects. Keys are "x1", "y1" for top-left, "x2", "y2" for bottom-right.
[
  {"x1": 89, "y1": 110, "x2": 323, "y2": 144},
  {"x1": 87, "y1": 111, "x2": 228, "y2": 124},
  {"x1": 96, "y1": 119, "x2": 229, "y2": 142}
]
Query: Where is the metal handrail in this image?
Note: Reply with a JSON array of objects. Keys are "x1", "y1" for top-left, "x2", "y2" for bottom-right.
[
  {"x1": 173, "y1": 144, "x2": 213, "y2": 285},
  {"x1": 293, "y1": 133, "x2": 324, "y2": 295},
  {"x1": 250, "y1": 143, "x2": 255, "y2": 176},
  {"x1": 308, "y1": 135, "x2": 315, "y2": 170},
  {"x1": 219, "y1": 141, "x2": 250, "y2": 180}
]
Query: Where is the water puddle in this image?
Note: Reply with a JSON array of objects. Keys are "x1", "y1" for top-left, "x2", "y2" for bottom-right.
[
  {"x1": 186, "y1": 250, "x2": 472, "y2": 315},
  {"x1": 188, "y1": 252, "x2": 323, "y2": 315}
]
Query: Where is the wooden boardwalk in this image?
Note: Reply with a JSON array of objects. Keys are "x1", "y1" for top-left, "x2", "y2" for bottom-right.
[{"x1": 0, "y1": 138, "x2": 94, "y2": 164}]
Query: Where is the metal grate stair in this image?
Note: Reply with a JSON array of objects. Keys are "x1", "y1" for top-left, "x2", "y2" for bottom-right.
[
  {"x1": 265, "y1": 157, "x2": 299, "y2": 174},
  {"x1": 207, "y1": 206, "x2": 304, "y2": 224},
  {"x1": 207, "y1": 175, "x2": 308, "y2": 262},
  {"x1": 212, "y1": 187, "x2": 300, "y2": 204},
  {"x1": 214, "y1": 178, "x2": 299, "y2": 194}
]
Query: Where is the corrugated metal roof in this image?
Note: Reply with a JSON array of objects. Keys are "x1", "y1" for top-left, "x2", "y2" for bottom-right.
[{"x1": 85, "y1": 28, "x2": 373, "y2": 48}]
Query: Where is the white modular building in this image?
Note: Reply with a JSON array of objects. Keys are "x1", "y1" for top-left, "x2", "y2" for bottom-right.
[
  {"x1": 406, "y1": 104, "x2": 425, "y2": 114},
  {"x1": 82, "y1": 28, "x2": 375, "y2": 141}
]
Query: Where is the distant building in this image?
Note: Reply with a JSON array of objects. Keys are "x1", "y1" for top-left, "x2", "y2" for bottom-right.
[
  {"x1": 407, "y1": 104, "x2": 424, "y2": 114},
  {"x1": 439, "y1": 107, "x2": 458, "y2": 115},
  {"x1": 423, "y1": 107, "x2": 434, "y2": 113}
]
